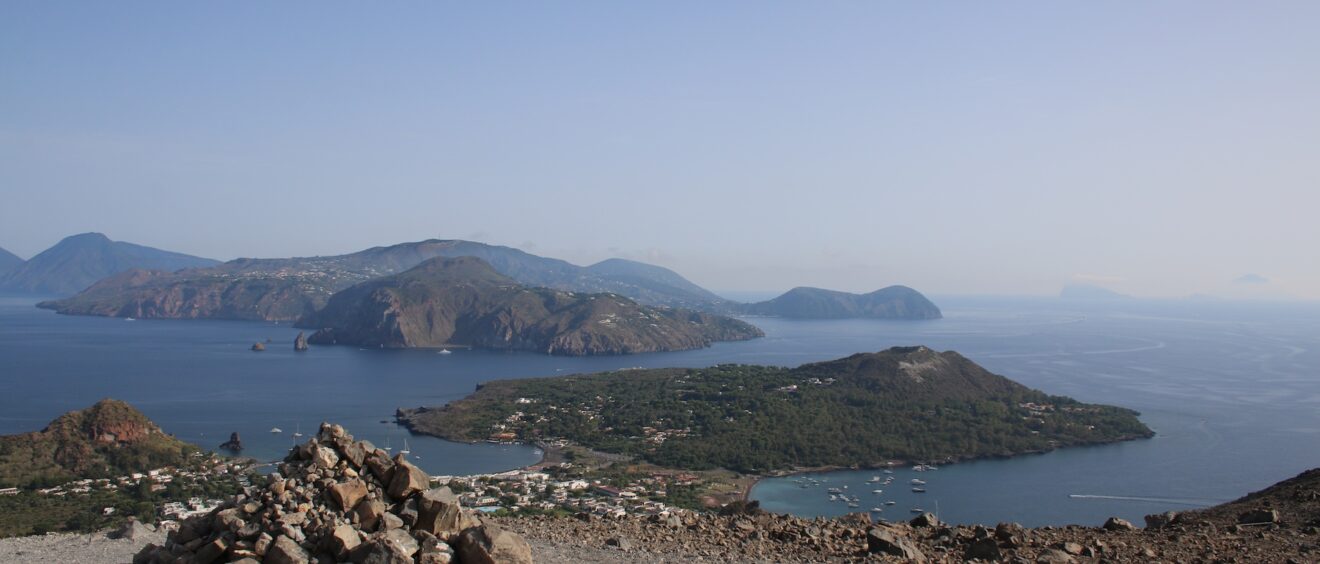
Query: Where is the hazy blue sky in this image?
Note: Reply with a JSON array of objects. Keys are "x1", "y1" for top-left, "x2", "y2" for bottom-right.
[{"x1": 3, "y1": 3, "x2": 1317, "y2": 299}]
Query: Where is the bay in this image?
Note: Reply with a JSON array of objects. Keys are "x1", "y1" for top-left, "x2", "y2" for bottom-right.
[{"x1": 1, "y1": 295, "x2": 1317, "y2": 526}]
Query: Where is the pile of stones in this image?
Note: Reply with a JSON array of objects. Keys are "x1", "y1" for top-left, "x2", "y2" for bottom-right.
[{"x1": 133, "y1": 423, "x2": 532, "y2": 564}]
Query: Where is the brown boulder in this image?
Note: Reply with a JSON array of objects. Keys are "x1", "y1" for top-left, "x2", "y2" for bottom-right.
[
  {"x1": 456, "y1": 522, "x2": 533, "y2": 564},
  {"x1": 416, "y1": 487, "x2": 476, "y2": 539},
  {"x1": 387, "y1": 457, "x2": 429, "y2": 500},
  {"x1": 866, "y1": 527, "x2": 925, "y2": 561},
  {"x1": 265, "y1": 534, "x2": 311, "y2": 564},
  {"x1": 329, "y1": 480, "x2": 368, "y2": 511}
]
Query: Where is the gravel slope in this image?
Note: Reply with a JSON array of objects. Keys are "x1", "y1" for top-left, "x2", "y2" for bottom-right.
[{"x1": 0, "y1": 529, "x2": 164, "y2": 564}]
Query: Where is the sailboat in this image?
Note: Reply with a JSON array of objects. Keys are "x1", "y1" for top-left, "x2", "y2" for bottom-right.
[
  {"x1": 270, "y1": 427, "x2": 283, "y2": 434},
  {"x1": 384, "y1": 437, "x2": 393, "y2": 452},
  {"x1": 399, "y1": 438, "x2": 411, "y2": 455},
  {"x1": 437, "y1": 348, "x2": 452, "y2": 355},
  {"x1": 293, "y1": 423, "x2": 303, "y2": 438}
]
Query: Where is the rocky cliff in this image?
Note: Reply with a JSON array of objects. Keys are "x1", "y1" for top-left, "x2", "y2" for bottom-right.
[
  {"x1": 0, "y1": 399, "x2": 196, "y2": 488},
  {"x1": 299, "y1": 256, "x2": 762, "y2": 355},
  {"x1": 738, "y1": 285, "x2": 943, "y2": 320},
  {"x1": 133, "y1": 423, "x2": 532, "y2": 564}
]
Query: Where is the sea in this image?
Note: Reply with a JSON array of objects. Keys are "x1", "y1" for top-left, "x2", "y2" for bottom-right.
[{"x1": 1, "y1": 295, "x2": 1317, "y2": 527}]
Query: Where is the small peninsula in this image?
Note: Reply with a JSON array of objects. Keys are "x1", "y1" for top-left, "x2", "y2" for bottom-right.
[
  {"x1": 738, "y1": 286, "x2": 942, "y2": 320},
  {"x1": 400, "y1": 346, "x2": 1151, "y2": 473},
  {"x1": 299, "y1": 256, "x2": 763, "y2": 355}
]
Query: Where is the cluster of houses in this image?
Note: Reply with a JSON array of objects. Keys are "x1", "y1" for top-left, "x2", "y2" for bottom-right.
[
  {"x1": 11, "y1": 454, "x2": 251, "y2": 528},
  {"x1": 434, "y1": 466, "x2": 697, "y2": 519}
]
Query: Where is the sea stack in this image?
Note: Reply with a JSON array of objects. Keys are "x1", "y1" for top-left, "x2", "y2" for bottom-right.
[
  {"x1": 219, "y1": 432, "x2": 243, "y2": 451},
  {"x1": 294, "y1": 331, "x2": 309, "y2": 352}
]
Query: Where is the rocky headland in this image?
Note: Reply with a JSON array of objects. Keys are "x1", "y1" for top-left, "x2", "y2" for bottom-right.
[{"x1": 299, "y1": 256, "x2": 762, "y2": 355}]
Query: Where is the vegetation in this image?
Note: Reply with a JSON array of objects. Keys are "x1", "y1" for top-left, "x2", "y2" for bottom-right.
[
  {"x1": 0, "y1": 399, "x2": 198, "y2": 488},
  {"x1": 737, "y1": 285, "x2": 943, "y2": 319},
  {"x1": 0, "y1": 467, "x2": 250, "y2": 538},
  {"x1": 403, "y1": 347, "x2": 1153, "y2": 473}
]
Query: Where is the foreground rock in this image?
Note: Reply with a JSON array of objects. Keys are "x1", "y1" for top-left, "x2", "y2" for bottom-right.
[{"x1": 133, "y1": 423, "x2": 531, "y2": 564}]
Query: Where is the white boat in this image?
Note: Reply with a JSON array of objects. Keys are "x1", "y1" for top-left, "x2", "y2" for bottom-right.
[
  {"x1": 912, "y1": 487, "x2": 926, "y2": 493},
  {"x1": 384, "y1": 438, "x2": 393, "y2": 452},
  {"x1": 847, "y1": 502, "x2": 860, "y2": 508},
  {"x1": 438, "y1": 349, "x2": 452, "y2": 355},
  {"x1": 883, "y1": 470, "x2": 894, "y2": 474},
  {"x1": 871, "y1": 507, "x2": 883, "y2": 513},
  {"x1": 867, "y1": 476, "x2": 881, "y2": 483},
  {"x1": 399, "y1": 438, "x2": 411, "y2": 455},
  {"x1": 292, "y1": 423, "x2": 303, "y2": 438},
  {"x1": 885, "y1": 501, "x2": 896, "y2": 506},
  {"x1": 872, "y1": 489, "x2": 883, "y2": 494},
  {"x1": 828, "y1": 494, "x2": 838, "y2": 501},
  {"x1": 910, "y1": 479, "x2": 926, "y2": 485},
  {"x1": 270, "y1": 427, "x2": 282, "y2": 433},
  {"x1": 910, "y1": 508, "x2": 924, "y2": 513},
  {"x1": 125, "y1": 317, "x2": 136, "y2": 322}
]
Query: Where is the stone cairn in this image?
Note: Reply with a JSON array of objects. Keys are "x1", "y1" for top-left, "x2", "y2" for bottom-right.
[{"x1": 133, "y1": 423, "x2": 532, "y2": 564}]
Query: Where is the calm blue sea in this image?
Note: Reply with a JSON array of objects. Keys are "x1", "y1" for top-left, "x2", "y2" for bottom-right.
[{"x1": 1, "y1": 295, "x2": 1317, "y2": 526}]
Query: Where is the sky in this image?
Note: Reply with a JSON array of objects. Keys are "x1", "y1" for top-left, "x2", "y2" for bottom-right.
[{"x1": 2, "y1": 2, "x2": 1318, "y2": 299}]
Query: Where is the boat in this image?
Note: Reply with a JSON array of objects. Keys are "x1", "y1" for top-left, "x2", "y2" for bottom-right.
[
  {"x1": 827, "y1": 487, "x2": 843, "y2": 494},
  {"x1": 867, "y1": 476, "x2": 881, "y2": 483},
  {"x1": 384, "y1": 438, "x2": 393, "y2": 452},
  {"x1": 883, "y1": 470, "x2": 894, "y2": 474},
  {"x1": 910, "y1": 479, "x2": 926, "y2": 485},
  {"x1": 885, "y1": 501, "x2": 896, "y2": 506},
  {"x1": 270, "y1": 427, "x2": 282, "y2": 433},
  {"x1": 871, "y1": 507, "x2": 883, "y2": 513},
  {"x1": 125, "y1": 317, "x2": 136, "y2": 322},
  {"x1": 910, "y1": 508, "x2": 924, "y2": 513},
  {"x1": 828, "y1": 494, "x2": 838, "y2": 501},
  {"x1": 872, "y1": 489, "x2": 883, "y2": 494},
  {"x1": 399, "y1": 438, "x2": 411, "y2": 455},
  {"x1": 292, "y1": 423, "x2": 303, "y2": 438},
  {"x1": 912, "y1": 487, "x2": 926, "y2": 493},
  {"x1": 847, "y1": 502, "x2": 860, "y2": 508},
  {"x1": 438, "y1": 349, "x2": 452, "y2": 355}
]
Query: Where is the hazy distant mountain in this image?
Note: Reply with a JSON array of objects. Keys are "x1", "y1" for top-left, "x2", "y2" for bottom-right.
[
  {"x1": 41, "y1": 239, "x2": 728, "y2": 321},
  {"x1": 0, "y1": 233, "x2": 218, "y2": 296},
  {"x1": 0, "y1": 246, "x2": 22, "y2": 277},
  {"x1": 585, "y1": 258, "x2": 725, "y2": 304},
  {"x1": 1059, "y1": 284, "x2": 1131, "y2": 300},
  {"x1": 738, "y1": 286, "x2": 943, "y2": 320},
  {"x1": 300, "y1": 256, "x2": 762, "y2": 355}
]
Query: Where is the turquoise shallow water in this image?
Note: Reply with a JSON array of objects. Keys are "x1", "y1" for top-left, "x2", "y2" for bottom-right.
[{"x1": 1, "y1": 295, "x2": 1317, "y2": 526}]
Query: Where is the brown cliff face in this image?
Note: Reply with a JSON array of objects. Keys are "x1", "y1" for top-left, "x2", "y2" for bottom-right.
[
  {"x1": 300, "y1": 256, "x2": 762, "y2": 355},
  {"x1": 0, "y1": 399, "x2": 195, "y2": 487}
]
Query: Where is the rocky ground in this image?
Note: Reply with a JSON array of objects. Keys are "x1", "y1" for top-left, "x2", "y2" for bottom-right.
[
  {"x1": 0, "y1": 527, "x2": 164, "y2": 564},
  {"x1": 3, "y1": 423, "x2": 1318, "y2": 563},
  {"x1": 497, "y1": 469, "x2": 1320, "y2": 563}
]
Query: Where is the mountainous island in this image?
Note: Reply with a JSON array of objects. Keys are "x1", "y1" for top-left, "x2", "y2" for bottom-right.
[
  {"x1": 39, "y1": 239, "x2": 732, "y2": 322},
  {"x1": 0, "y1": 246, "x2": 22, "y2": 277},
  {"x1": 737, "y1": 285, "x2": 942, "y2": 319},
  {"x1": 300, "y1": 256, "x2": 763, "y2": 355},
  {"x1": 0, "y1": 233, "x2": 217, "y2": 296},
  {"x1": 400, "y1": 346, "x2": 1152, "y2": 472}
]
